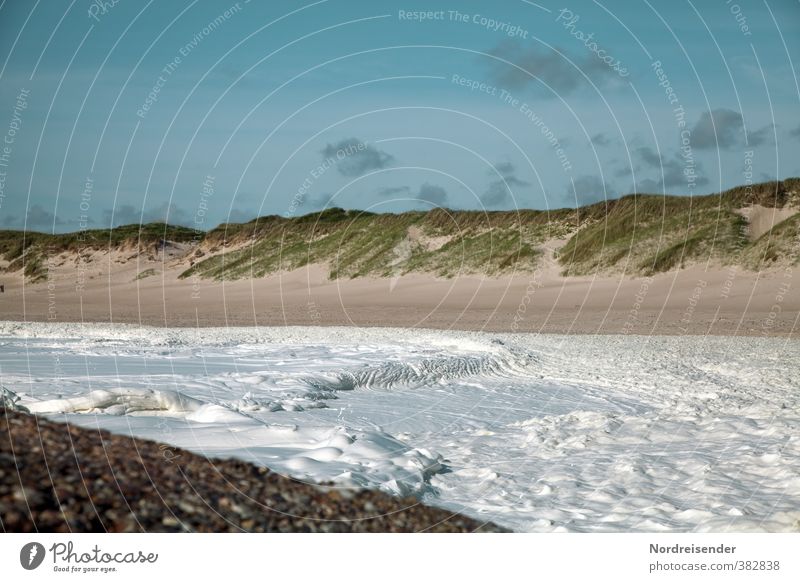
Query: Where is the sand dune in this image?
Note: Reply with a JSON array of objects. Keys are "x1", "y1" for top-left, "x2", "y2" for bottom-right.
[
  {"x1": 2, "y1": 180, "x2": 797, "y2": 335},
  {"x1": 735, "y1": 204, "x2": 798, "y2": 240}
]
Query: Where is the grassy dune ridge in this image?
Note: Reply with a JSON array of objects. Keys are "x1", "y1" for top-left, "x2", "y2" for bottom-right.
[
  {"x1": 2, "y1": 179, "x2": 798, "y2": 282},
  {"x1": 0, "y1": 223, "x2": 201, "y2": 282}
]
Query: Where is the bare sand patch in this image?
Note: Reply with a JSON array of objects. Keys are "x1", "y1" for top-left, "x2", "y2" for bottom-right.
[{"x1": 735, "y1": 204, "x2": 798, "y2": 240}]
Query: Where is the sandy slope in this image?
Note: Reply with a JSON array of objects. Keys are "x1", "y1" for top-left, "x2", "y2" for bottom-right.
[
  {"x1": 0, "y1": 251, "x2": 795, "y2": 335},
  {"x1": 735, "y1": 204, "x2": 798, "y2": 240}
]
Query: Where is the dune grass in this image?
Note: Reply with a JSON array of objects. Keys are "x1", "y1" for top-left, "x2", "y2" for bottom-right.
[{"x1": 3, "y1": 179, "x2": 798, "y2": 282}]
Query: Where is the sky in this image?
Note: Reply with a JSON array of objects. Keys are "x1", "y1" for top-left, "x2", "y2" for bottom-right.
[{"x1": 0, "y1": 0, "x2": 798, "y2": 232}]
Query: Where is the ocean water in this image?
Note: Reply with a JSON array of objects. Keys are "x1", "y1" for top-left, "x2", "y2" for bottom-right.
[{"x1": 1, "y1": 322, "x2": 798, "y2": 532}]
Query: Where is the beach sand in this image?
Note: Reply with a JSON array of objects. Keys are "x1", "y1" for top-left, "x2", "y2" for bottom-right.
[{"x1": 0, "y1": 258, "x2": 795, "y2": 336}]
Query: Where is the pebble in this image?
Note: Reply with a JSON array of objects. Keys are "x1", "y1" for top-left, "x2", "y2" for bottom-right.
[{"x1": 0, "y1": 408, "x2": 505, "y2": 532}]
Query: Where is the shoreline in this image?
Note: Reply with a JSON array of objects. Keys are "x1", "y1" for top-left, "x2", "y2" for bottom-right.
[{"x1": 0, "y1": 318, "x2": 798, "y2": 339}]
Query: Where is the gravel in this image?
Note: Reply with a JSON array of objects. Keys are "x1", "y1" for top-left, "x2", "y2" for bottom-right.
[{"x1": 0, "y1": 408, "x2": 505, "y2": 532}]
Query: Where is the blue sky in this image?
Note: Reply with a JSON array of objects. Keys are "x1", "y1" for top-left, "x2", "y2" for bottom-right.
[{"x1": 0, "y1": 0, "x2": 798, "y2": 232}]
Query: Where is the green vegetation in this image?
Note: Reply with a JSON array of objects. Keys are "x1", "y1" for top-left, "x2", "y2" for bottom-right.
[
  {"x1": 0, "y1": 223, "x2": 201, "y2": 282},
  {"x1": 180, "y1": 208, "x2": 565, "y2": 281},
  {"x1": 2, "y1": 179, "x2": 798, "y2": 283},
  {"x1": 740, "y1": 213, "x2": 800, "y2": 268},
  {"x1": 134, "y1": 268, "x2": 159, "y2": 281},
  {"x1": 558, "y1": 179, "x2": 799, "y2": 276}
]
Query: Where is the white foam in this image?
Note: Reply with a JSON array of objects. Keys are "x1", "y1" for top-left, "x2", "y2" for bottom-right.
[
  {"x1": 26, "y1": 388, "x2": 205, "y2": 415},
  {"x1": 2, "y1": 322, "x2": 799, "y2": 531}
]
